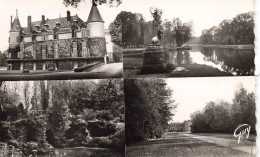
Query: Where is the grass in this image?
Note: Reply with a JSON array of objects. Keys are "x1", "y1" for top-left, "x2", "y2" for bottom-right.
[
  {"x1": 126, "y1": 133, "x2": 253, "y2": 157},
  {"x1": 193, "y1": 133, "x2": 256, "y2": 142},
  {"x1": 123, "y1": 57, "x2": 232, "y2": 78}
]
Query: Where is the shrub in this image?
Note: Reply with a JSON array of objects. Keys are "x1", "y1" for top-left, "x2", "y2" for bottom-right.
[{"x1": 87, "y1": 121, "x2": 117, "y2": 137}]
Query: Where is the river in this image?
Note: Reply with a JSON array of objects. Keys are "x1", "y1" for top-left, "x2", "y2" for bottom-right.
[{"x1": 177, "y1": 46, "x2": 255, "y2": 76}]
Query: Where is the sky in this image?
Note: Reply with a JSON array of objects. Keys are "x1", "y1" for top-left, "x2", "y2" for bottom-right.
[
  {"x1": 0, "y1": 0, "x2": 256, "y2": 51},
  {"x1": 0, "y1": 0, "x2": 255, "y2": 51},
  {"x1": 0, "y1": 0, "x2": 123, "y2": 51},
  {"x1": 166, "y1": 76, "x2": 255, "y2": 123},
  {"x1": 120, "y1": 0, "x2": 254, "y2": 37}
]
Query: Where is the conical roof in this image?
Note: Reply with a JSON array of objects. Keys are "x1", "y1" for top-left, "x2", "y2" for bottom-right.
[
  {"x1": 10, "y1": 9, "x2": 21, "y2": 32},
  {"x1": 86, "y1": 2, "x2": 104, "y2": 24}
]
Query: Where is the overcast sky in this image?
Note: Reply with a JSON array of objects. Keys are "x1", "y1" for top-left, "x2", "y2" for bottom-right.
[
  {"x1": 166, "y1": 76, "x2": 255, "y2": 123},
  {"x1": 0, "y1": 0, "x2": 255, "y2": 51},
  {"x1": 120, "y1": 0, "x2": 254, "y2": 37},
  {"x1": 0, "y1": 0, "x2": 123, "y2": 51}
]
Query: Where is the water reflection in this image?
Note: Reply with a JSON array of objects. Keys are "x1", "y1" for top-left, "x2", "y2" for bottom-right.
[
  {"x1": 176, "y1": 50, "x2": 192, "y2": 65},
  {"x1": 176, "y1": 46, "x2": 255, "y2": 76}
]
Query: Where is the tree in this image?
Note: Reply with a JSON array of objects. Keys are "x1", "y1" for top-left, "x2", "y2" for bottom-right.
[
  {"x1": 125, "y1": 79, "x2": 177, "y2": 144},
  {"x1": 190, "y1": 86, "x2": 255, "y2": 134},
  {"x1": 190, "y1": 111, "x2": 208, "y2": 133},
  {"x1": 23, "y1": 82, "x2": 30, "y2": 111},
  {"x1": 109, "y1": 12, "x2": 123, "y2": 46},
  {"x1": 115, "y1": 11, "x2": 145, "y2": 47},
  {"x1": 40, "y1": 81, "x2": 49, "y2": 110},
  {"x1": 47, "y1": 81, "x2": 71, "y2": 147},
  {"x1": 200, "y1": 12, "x2": 254, "y2": 45},
  {"x1": 63, "y1": 0, "x2": 122, "y2": 7},
  {"x1": 231, "y1": 87, "x2": 256, "y2": 133},
  {"x1": 162, "y1": 20, "x2": 174, "y2": 46},
  {"x1": 171, "y1": 18, "x2": 193, "y2": 46},
  {"x1": 91, "y1": 79, "x2": 124, "y2": 121},
  {"x1": 68, "y1": 80, "x2": 96, "y2": 114},
  {"x1": 200, "y1": 26, "x2": 218, "y2": 44}
]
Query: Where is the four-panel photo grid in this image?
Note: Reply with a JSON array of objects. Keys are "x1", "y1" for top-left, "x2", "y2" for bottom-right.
[{"x1": 0, "y1": 0, "x2": 257, "y2": 156}]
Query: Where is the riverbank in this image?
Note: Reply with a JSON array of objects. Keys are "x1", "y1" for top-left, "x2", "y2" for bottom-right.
[
  {"x1": 122, "y1": 44, "x2": 254, "y2": 51},
  {"x1": 123, "y1": 58, "x2": 232, "y2": 78},
  {"x1": 202, "y1": 44, "x2": 254, "y2": 49}
]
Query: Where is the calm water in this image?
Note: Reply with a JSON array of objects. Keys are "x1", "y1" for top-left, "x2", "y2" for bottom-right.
[{"x1": 178, "y1": 46, "x2": 255, "y2": 76}]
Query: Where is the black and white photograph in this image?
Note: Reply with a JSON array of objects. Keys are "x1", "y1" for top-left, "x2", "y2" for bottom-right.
[
  {"x1": 0, "y1": 79, "x2": 125, "y2": 156},
  {"x1": 121, "y1": 0, "x2": 255, "y2": 78},
  {"x1": 0, "y1": 0, "x2": 123, "y2": 80},
  {"x1": 125, "y1": 77, "x2": 256, "y2": 156},
  {"x1": 0, "y1": 0, "x2": 258, "y2": 156}
]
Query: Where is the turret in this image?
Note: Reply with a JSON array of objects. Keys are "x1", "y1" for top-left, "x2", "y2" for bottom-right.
[
  {"x1": 86, "y1": 1, "x2": 105, "y2": 38},
  {"x1": 9, "y1": 9, "x2": 21, "y2": 48}
]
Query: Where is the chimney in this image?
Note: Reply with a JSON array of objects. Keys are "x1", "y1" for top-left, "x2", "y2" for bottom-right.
[
  {"x1": 10, "y1": 16, "x2": 13, "y2": 28},
  {"x1": 42, "y1": 15, "x2": 45, "y2": 25},
  {"x1": 28, "y1": 16, "x2": 32, "y2": 32},
  {"x1": 67, "y1": 11, "x2": 71, "y2": 21}
]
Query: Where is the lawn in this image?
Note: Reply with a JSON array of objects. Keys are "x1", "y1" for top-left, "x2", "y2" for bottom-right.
[
  {"x1": 126, "y1": 133, "x2": 253, "y2": 157},
  {"x1": 192, "y1": 133, "x2": 256, "y2": 142},
  {"x1": 123, "y1": 57, "x2": 232, "y2": 78}
]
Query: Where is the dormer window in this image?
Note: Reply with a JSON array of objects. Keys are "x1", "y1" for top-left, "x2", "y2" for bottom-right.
[
  {"x1": 71, "y1": 25, "x2": 78, "y2": 38},
  {"x1": 44, "y1": 24, "x2": 49, "y2": 29},
  {"x1": 53, "y1": 27, "x2": 59, "y2": 40},
  {"x1": 35, "y1": 25, "x2": 40, "y2": 31},
  {"x1": 41, "y1": 28, "x2": 47, "y2": 41},
  {"x1": 72, "y1": 29, "x2": 77, "y2": 38},
  {"x1": 56, "y1": 22, "x2": 61, "y2": 27}
]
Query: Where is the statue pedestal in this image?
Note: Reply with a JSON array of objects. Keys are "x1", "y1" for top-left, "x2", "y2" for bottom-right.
[{"x1": 141, "y1": 43, "x2": 172, "y2": 74}]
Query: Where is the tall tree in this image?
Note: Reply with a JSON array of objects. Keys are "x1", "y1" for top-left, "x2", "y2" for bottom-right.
[
  {"x1": 231, "y1": 87, "x2": 256, "y2": 133},
  {"x1": 125, "y1": 79, "x2": 177, "y2": 144},
  {"x1": 23, "y1": 82, "x2": 30, "y2": 111},
  {"x1": 200, "y1": 12, "x2": 254, "y2": 45},
  {"x1": 171, "y1": 18, "x2": 193, "y2": 46},
  {"x1": 112, "y1": 11, "x2": 145, "y2": 47}
]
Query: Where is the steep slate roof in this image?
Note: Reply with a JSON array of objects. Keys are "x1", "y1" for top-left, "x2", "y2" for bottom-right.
[
  {"x1": 22, "y1": 15, "x2": 85, "y2": 34},
  {"x1": 86, "y1": 3, "x2": 104, "y2": 24},
  {"x1": 10, "y1": 11, "x2": 21, "y2": 32}
]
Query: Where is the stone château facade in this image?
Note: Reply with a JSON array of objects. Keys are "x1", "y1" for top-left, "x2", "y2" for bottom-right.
[{"x1": 7, "y1": 2, "x2": 107, "y2": 70}]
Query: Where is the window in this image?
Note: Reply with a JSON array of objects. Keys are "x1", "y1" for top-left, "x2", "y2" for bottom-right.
[
  {"x1": 53, "y1": 28, "x2": 59, "y2": 40},
  {"x1": 32, "y1": 35, "x2": 36, "y2": 42},
  {"x1": 42, "y1": 32, "x2": 46, "y2": 40},
  {"x1": 72, "y1": 29, "x2": 77, "y2": 38},
  {"x1": 81, "y1": 28, "x2": 86, "y2": 37},
  {"x1": 54, "y1": 31, "x2": 58, "y2": 39}
]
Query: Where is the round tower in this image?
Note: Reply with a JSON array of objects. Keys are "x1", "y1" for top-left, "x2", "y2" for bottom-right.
[
  {"x1": 9, "y1": 9, "x2": 21, "y2": 49},
  {"x1": 86, "y1": 1, "x2": 107, "y2": 57},
  {"x1": 86, "y1": 1, "x2": 105, "y2": 38}
]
